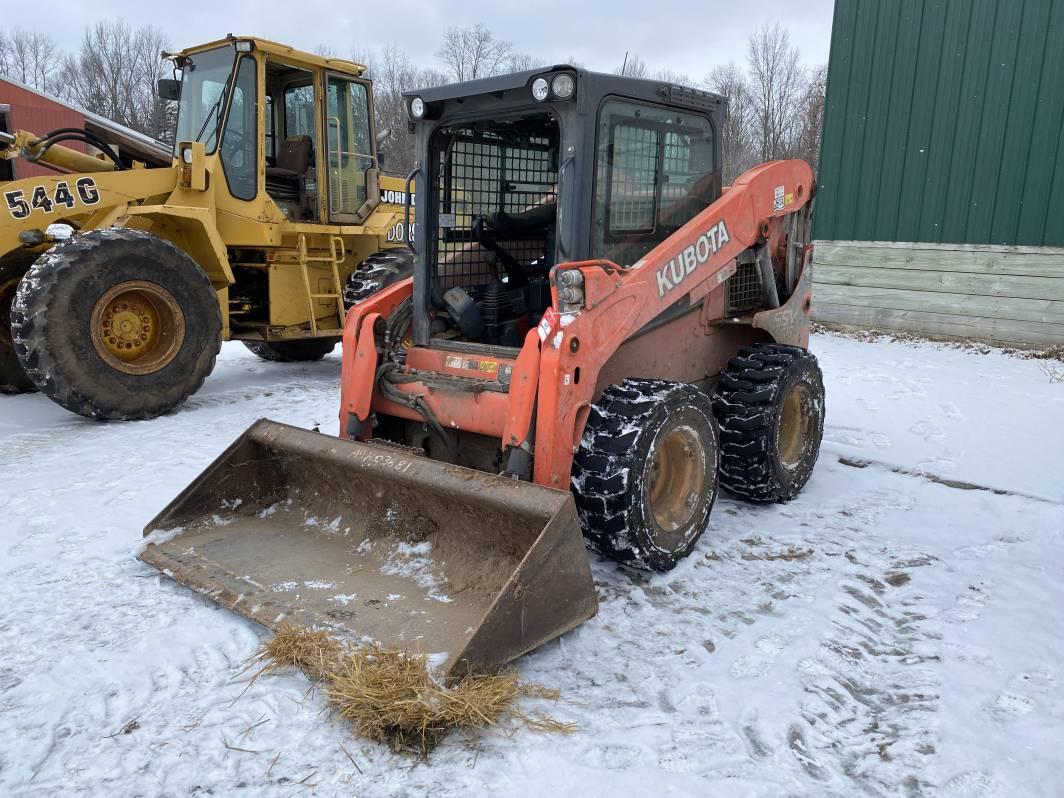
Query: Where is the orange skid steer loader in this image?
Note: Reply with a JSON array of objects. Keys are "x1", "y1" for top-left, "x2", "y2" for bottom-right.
[{"x1": 141, "y1": 68, "x2": 825, "y2": 677}]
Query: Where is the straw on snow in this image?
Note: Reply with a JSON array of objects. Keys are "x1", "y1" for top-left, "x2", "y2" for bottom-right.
[{"x1": 247, "y1": 623, "x2": 574, "y2": 754}]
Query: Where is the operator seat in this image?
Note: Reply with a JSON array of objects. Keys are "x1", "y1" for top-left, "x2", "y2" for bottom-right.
[
  {"x1": 266, "y1": 135, "x2": 313, "y2": 181},
  {"x1": 265, "y1": 135, "x2": 314, "y2": 218}
]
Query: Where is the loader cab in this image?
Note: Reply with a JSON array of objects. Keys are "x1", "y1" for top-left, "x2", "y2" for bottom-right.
[
  {"x1": 404, "y1": 69, "x2": 724, "y2": 348},
  {"x1": 168, "y1": 36, "x2": 379, "y2": 223}
]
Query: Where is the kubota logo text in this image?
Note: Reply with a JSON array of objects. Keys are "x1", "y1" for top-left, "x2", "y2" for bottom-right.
[{"x1": 655, "y1": 220, "x2": 730, "y2": 296}]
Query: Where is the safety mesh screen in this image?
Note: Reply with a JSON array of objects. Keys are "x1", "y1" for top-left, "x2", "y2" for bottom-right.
[
  {"x1": 608, "y1": 125, "x2": 658, "y2": 232},
  {"x1": 431, "y1": 123, "x2": 557, "y2": 291},
  {"x1": 727, "y1": 260, "x2": 763, "y2": 314}
]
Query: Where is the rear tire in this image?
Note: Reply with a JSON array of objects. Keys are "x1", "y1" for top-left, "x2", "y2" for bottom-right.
[
  {"x1": 713, "y1": 344, "x2": 825, "y2": 502},
  {"x1": 11, "y1": 228, "x2": 222, "y2": 420},
  {"x1": 343, "y1": 249, "x2": 414, "y2": 307},
  {"x1": 0, "y1": 254, "x2": 36, "y2": 394},
  {"x1": 571, "y1": 379, "x2": 719, "y2": 572},
  {"x1": 242, "y1": 338, "x2": 336, "y2": 362}
]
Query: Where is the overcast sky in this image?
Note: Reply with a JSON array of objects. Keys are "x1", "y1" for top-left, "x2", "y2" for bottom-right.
[{"x1": 6, "y1": 0, "x2": 836, "y2": 80}]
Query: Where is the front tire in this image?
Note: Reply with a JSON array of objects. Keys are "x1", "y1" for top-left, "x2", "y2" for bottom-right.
[
  {"x1": 713, "y1": 344, "x2": 825, "y2": 502},
  {"x1": 572, "y1": 379, "x2": 720, "y2": 572},
  {"x1": 11, "y1": 228, "x2": 222, "y2": 420},
  {"x1": 242, "y1": 338, "x2": 336, "y2": 362},
  {"x1": 342, "y1": 249, "x2": 414, "y2": 307},
  {"x1": 0, "y1": 254, "x2": 36, "y2": 394}
]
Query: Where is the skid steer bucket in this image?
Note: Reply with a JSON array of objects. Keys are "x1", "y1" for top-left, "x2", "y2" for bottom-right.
[{"x1": 139, "y1": 420, "x2": 598, "y2": 676}]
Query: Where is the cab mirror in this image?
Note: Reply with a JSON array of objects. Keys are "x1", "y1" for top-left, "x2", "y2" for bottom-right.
[{"x1": 157, "y1": 78, "x2": 182, "y2": 101}]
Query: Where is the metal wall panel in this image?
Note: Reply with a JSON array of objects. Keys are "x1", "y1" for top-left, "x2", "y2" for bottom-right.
[
  {"x1": 815, "y1": 0, "x2": 1064, "y2": 246},
  {"x1": 0, "y1": 80, "x2": 85, "y2": 179}
]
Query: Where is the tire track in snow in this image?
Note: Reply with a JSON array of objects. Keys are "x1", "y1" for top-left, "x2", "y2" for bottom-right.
[{"x1": 793, "y1": 543, "x2": 942, "y2": 796}]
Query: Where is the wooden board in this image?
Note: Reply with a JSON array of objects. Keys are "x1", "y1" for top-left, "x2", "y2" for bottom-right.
[{"x1": 811, "y1": 240, "x2": 1064, "y2": 346}]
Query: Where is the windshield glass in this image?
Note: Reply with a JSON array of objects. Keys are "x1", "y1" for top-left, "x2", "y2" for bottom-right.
[{"x1": 174, "y1": 46, "x2": 237, "y2": 154}]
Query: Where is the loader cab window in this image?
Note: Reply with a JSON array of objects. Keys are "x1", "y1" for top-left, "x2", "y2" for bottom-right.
[
  {"x1": 219, "y1": 56, "x2": 257, "y2": 201},
  {"x1": 174, "y1": 45, "x2": 237, "y2": 154},
  {"x1": 591, "y1": 99, "x2": 716, "y2": 267},
  {"x1": 325, "y1": 76, "x2": 374, "y2": 220},
  {"x1": 428, "y1": 113, "x2": 560, "y2": 347},
  {"x1": 263, "y1": 66, "x2": 318, "y2": 220}
]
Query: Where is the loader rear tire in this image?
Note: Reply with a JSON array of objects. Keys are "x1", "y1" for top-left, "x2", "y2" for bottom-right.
[
  {"x1": 10, "y1": 228, "x2": 222, "y2": 420},
  {"x1": 343, "y1": 249, "x2": 414, "y2": 307},
  {"x1": 242, "y1": 338, "x2": 337, "y2": 362},
  {"x1": 571, "y1": 379, "x2": 719, "y2": 572},
  {"x1": 713, "y1": 344, "x2": 825, "y2": 502},
  {"x1": 0, "y1": 254, "x2": 36, "y2": 394}
]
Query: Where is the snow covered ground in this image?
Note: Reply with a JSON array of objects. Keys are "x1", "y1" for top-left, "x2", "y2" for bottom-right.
[{"x1": 1, "y1": 333, "x2": 1062, "y2": 797}]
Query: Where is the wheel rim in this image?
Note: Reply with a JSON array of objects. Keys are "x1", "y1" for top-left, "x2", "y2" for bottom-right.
[
  {"x1": 0, "y1": 276, "x2": 19, "y2": 347},
  {"x1": 777, "y1": 382, "x2": 813, "y2": 470},
  {"x1": 647, "y1": 424, "x2": 707, "y2": 534},
  {"x1": 90, "y1": 281, "x2": 185, "y2": 375}
]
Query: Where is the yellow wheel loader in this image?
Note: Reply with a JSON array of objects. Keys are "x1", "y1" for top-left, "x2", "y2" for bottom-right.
[{"x1": 0, "y1": 36, "x2": 415, "y2": 419}]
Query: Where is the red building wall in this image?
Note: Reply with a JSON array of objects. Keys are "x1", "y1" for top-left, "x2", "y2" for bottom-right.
[{"x1": 0, "y1": 80, "x2": 86, "y2": 179}]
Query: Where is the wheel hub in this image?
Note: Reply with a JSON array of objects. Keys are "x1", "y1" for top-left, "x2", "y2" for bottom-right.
[
  {"x1": 647, "y1": 425, "x2": 706, "y2": 533},
  {"x1": 90, "y1": 281, "x2": 185, "y2": 375},
  {"x1": 778, "y1": 382, "x2": 813, "y2": 470}
]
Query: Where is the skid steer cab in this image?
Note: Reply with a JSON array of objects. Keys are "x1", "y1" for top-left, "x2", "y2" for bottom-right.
[
  {"x1": 140, "y1": 67, "x2": 825, "y2": 678},
  {"x1": 0, "y1": 35, "x2": 415, "y2": 419}
]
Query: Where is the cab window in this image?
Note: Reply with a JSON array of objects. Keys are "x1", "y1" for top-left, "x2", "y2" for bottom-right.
[
  {"x1": 219, "y1": 55, "x2": 257, "y2": 201},
  {"x1": 591, "y1": 99, "x2": 715, "y2": 266}
]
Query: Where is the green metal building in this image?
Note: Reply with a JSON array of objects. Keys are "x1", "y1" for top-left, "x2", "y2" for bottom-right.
[{"x1": 813, "y1": 0, "x2": 1064, "y2": 347}]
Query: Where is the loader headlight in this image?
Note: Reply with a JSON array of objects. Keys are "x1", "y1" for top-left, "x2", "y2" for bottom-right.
[
  {"x1": 181, "y1": 146, "x2": 194, "y2": 164},
  {"x1": 531, "y1": 77, "x2": 550, "y2": 102},
  {"x1": 409, "y1": 96, "x2": 425, "y2": 119},
  {"x1": 551, "y1": 74, "x2": 575, "y2": 99}
]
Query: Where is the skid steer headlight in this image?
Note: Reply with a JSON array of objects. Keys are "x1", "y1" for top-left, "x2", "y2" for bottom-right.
[
  {"x1": 557, "y1": 268, "x2": 585, "y2": 312},
  {"x1": 531, "y1": 77, "x2": 550, "y2": 102},
  {"x1": 551, "y1": 74, "x2": 575, "y2": 99},
  {"x1": 409, "y1": 96, "x2": 425, "y2": 119}
]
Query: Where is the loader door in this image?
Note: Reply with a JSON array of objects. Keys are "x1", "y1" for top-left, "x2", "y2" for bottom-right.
[{"x1": 325, "y1": 74, "x2": 377, "y2": 223}]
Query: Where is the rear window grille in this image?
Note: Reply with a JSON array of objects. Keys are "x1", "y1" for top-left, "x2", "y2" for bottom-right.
[
  {"x1": 432, "y1": 125, "x2": 557, "y2": 292},
  {"x1": 727, "y1": 260, "x2": 762, "y2": 314},
  {"x1": 608, "y1": 125, "x2": 658, "y2": 232}
]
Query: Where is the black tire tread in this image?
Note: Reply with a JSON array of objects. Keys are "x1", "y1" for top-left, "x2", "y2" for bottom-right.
[
  {"x1": 713, "y1": 343, "x2": 824, "y2": 503},
  {"x1": 11, "y1": 228, "x2": 221, "y2": 420},
  {"x1": 343, "y1": 249, "x2": 414, "y2": 307}
]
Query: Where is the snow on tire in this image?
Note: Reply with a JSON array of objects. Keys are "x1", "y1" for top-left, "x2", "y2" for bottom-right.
[
  {"x1": 11, "y1": 228, "x2": 222, "y2": 420},
  {"x1": 571, "y1": 378, "x2": 719, "y2": 572},
  {"x1": 342, "y1": 249, "x2": 414, "y2": 308},
  {"x1": 713, "y1": 343, "x2": 825, "y2": 502}
]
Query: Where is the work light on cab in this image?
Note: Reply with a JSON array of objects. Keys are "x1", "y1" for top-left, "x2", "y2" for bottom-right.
[
  {"x1": 531, "y1": 78, "x2": 550, "y2": 102},
  {"x1": 551, "y1": 74, "x2": 575, "y2": 99},
  {"x1": 409, "y1": 96, "x2": 426, "y2": 119}
]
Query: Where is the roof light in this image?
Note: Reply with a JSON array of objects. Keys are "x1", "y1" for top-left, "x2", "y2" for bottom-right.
[
  {"x1": 551, "y1": 74, "x2": 575, "y2": 100},
  {"x1": 233, "y1": 40, "x2": 253, "y2": 53},
  {"x1": 410, "y1": 96, "x2": 426, "y2": 119},
  {"x1": 531, "y1": 77, "x2": 549, "y2": 102}
]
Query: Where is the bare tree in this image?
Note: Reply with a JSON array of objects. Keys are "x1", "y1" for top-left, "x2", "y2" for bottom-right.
[
  {"x1": 58, "y1": 21, "x2": 173, "y2": 142},
  {"x1": 506, "y1": 52, "x2": 547, "y2": 73},
  {"x1": 706, "y1": 61, "x2": 757, "y2": 183},
  {"x1": 2, "y1": 29, "x2": 61, "y2": 92},
  {"x1": 314, "y1": 43, "x2": 340, "y2": 59},
  {"x1": 612, "y1": 53, "x2": 648, "y2": 78},
  {"x1": 358, "y1": 44, "x2": 449, "y2": 174},
  {"x1": 746, "y1": 22, "x2": 805, "y2": 162},
  {"x1": 437, "y1": 24, "x2": 512, "y2": 82},
  {"x1": 793, "y1": 63, "x2": 827, "y2": 170},
  {"x1": 654, "y1": 69, "x2": 692, "y2": 85}
]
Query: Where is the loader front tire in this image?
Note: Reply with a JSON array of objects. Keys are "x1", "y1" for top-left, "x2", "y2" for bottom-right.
[
  {"x1": 0, "y1": 254, "x2": 36, "y2": 394},
  {"x1": 242, "y1": 338, "x2": 337, "y2": 362},
  {"x1": 11, "y1": 229, "x2": 222, "y2": 420},
  {"x1": 572, "y1": 379, "x2": 719, "y2": 572},
  {"x1": 343, "y1": 249, "x2": 414, "y2": 307},
  {"x1": 713, "y1": 344, "x2": 825, "y2": 502}
]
